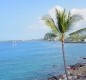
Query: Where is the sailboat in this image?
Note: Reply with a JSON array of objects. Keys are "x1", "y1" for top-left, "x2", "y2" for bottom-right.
[{"x1": 12, "y1": 40, "x2": 17, "y2": 47}]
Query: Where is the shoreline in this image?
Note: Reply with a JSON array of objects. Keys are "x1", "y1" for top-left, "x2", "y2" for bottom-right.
[
  {"x1": 64, "y1": 41, "x2": 86, "y2": 43},
  {"x1": 48, "y1": 62, "x2": 86, "y2": 80},
  {"x1": 0, "y1": 39, "x2": 86, "y2": 43}
]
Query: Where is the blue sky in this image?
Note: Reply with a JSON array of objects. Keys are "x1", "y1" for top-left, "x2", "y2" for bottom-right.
[{"x1": 0, "y1": 0, "x2": 86, "y2": 41}]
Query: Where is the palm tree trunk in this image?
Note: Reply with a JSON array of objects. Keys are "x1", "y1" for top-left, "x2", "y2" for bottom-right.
[{"x1": 61, "y1": 34, "x2": 69, "y2": 80}]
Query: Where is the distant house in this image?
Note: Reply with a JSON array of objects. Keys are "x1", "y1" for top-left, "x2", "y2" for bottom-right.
[{"x1": 84, "y1": 38, "x2": 86, "y2": 42}]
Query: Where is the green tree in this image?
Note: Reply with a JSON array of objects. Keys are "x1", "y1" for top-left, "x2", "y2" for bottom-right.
[
  {"x1": 42, "y1": 8, "x2": 82, "y2": 80},
  {"x1": 70, "y1": 28, "x2": 86, "y2": 35},
  {"x1": 44, "y1": 32, "x2": 57, "y2": 40},
  {"x1": 69, "y1": 28, "x2": 86, "y2": 42}
]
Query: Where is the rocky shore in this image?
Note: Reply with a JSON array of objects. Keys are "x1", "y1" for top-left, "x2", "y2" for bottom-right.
[{"x1": 48, "y1": 63, "x2": 86, "y2": 80}]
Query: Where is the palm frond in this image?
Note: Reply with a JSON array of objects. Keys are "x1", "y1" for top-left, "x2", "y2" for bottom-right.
[
  {"x1": 42, "y1": 15, "x2": 60, "y2": 34},
  {"x1": 42, "y1": 7, "x2": 83, "y2": 39},
  {"x1": 55, "y1": 8, "x2": 82, "y2": 33},
  {"x1": 55, "y1": 8, "x2": 65, "y2": 33},
  {"x1": 69, "y1": 14, "x2": 83, "y2": 26}
]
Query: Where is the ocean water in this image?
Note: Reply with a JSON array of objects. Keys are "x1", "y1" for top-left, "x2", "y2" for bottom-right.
[{"x1": 0, "y1": 41, "x2": 86, "y2": 80}]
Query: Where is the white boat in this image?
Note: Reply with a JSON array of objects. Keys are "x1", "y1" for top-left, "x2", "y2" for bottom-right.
[{"x1": 12, "y1": 40, "x2": 17, "y2": 46}]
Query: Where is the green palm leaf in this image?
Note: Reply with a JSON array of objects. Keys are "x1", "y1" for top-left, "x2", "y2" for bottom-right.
[
  {"x1": 42, "y1": 15, "x2": 60, "y2": 34},
  {"x1": 55, "y1": 8, "x2": 82, "y2": 33}
]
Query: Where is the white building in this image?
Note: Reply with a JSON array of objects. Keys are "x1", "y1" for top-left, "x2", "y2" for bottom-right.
[{"x1": 84, "y1": 38, "x2": 86, "y2": 42}]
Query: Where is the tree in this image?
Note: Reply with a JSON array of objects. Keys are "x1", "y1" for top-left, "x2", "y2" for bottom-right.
[
  {"x1": 42, "y1": 8, "x2": 82, "y2": 80},
  {"x1": 69, "y1": 28, "x2": 86, "y2": 42},
  {"x1": 44, "y1": 32, "x2": 57, "y2": 40},
  {"x1": 69, "y1": 28, "x2": 86, "y2": 37}
]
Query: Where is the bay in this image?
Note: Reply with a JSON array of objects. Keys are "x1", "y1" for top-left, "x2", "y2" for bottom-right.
[{"x1": 0, "y1": 41, "x2": 86, "y2": 80}]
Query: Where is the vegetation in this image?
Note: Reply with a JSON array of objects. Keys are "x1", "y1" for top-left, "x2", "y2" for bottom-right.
[
  {"x1": 70, "y1": 28, "x2": 86, "y2": 36},
  {"x1": 44, "y1": 32, "x2": 57, "y2": 41},
  {"x1": 67, "y1": 28, "x2": 86, "y2": 42},
  {"x1": 42, "y1": 8, "x2": 83, "y2": 80},
  {"x1": 44, "y1": 28, "x2": 86, "y2": 42}
]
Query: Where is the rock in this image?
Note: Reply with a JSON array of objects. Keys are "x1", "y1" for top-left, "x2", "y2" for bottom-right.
[{"x1": 48, "y1": 76, "x2": 59, "y2": 80}]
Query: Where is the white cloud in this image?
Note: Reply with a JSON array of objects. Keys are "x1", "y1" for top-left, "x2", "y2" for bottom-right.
[
  {"x1": 26, "y1": 21, "x2": 50, "y2": 39},
  {"x1": 48, "y1": 5, "x2": 64, "y2": 18},
  {"x1": 48, "y1": 6, "x2": 86, "y2": 31},
  {"x1": 71, "y1": 8, "x2": 86, "y2": 31},
  {"x1": 27, "y1": 6, "x2": 86, "y2": 39}
]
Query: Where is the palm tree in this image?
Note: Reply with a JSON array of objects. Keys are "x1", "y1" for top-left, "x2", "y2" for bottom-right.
[{"x1": 42, "y1": 8, "x2": 82, "y2": 80}]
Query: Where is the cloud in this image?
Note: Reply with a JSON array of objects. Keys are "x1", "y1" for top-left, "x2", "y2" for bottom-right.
[
  {"x1": 70, "y1": 8, "x2": 86, "y2": 31},
  {"x1": 27, "y1": 6, "x2": 86, "y2": 39},
  {"x1": 48, "y1": 5, "x2": 64, "y2": 18},
  {"x1": 26, "y1": 21, "x2": 50, "y2": 39},
  {"x1": 48, "y1": 6, "x2": 86, "y2": 31}
]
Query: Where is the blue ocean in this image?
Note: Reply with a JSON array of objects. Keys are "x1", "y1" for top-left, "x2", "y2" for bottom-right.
[{"x1": 0, "y1": 41, "x2": 86, "y2": 80}]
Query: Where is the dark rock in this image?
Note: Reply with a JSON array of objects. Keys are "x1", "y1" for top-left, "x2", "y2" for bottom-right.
[{"x1": 48, "y1": 76, "x2": 59, "y2": 80}]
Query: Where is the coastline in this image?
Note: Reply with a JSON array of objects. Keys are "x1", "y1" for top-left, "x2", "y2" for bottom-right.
[
  {"x1": 48, "y1": 62, "x2": 86, "y2": 80},
  {"x1": 0, "y1": 39, "x2": 86, "y2": 44}
]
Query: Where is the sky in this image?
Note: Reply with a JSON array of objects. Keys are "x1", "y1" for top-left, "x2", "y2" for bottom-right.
[{"x1": 0, "y1": 0, "x2": 86, "y2": 41}]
